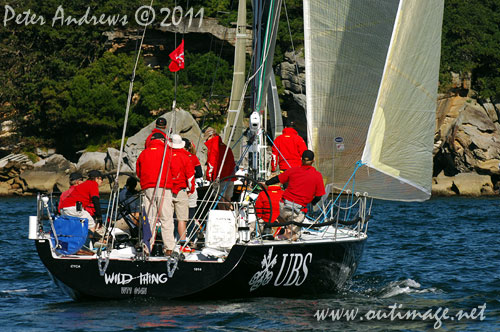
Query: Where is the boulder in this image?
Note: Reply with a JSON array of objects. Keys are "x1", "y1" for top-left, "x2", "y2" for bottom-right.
[
  {"x1": 35, "y1": 147, "x2": 56, "y2": 158},
  {"x1": 0, "y1": 181, "x2": 11, "y2": 195},
  {"x1": 105, "y1": 148, "x2": 134, "y2": 174},
  {"x1": 19, "y1": 154, "x2": 75, "y2": 193},
  {"x1": 20, "y1": 170, "x2": 66, "y2": 192},
  {"x1": 77, "y1": 152, "x2": 106, "y2": 172},
  {"x1": 452, "y1": 172, "x2": 494, "y2": 196},
  {"x1": 432, "y1": 171, "x2": 456, "y2": 196},
  {"x1": 33, "y1": 154, "x2": 75, "y2": 172},
  {"x1": 123, "y1": 109, "x2": 203, "y2": 172}
]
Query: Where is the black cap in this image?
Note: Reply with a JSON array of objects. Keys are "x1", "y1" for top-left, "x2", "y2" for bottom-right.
[
  {"x1": 302, "y1": 150, "x2": 314, "y2": 161},
  {"x1": 88, "y1": 170, "x2": 103, "y2": 179},
  {"x1": 182, "y1": 138, "x2": 191, "y2": 150},
  {"x1": 69, "y1": 172, "x2": 83, "y2": 182},
  {"x1": 156, "y1": 117, "x2": 167, "y2": 128},
  {"x1": 151, "y1": 132, "x2": 165, "y2": 141},
  {"x1": 125, "y1": 176, "x2": 137, "y2": 189}
]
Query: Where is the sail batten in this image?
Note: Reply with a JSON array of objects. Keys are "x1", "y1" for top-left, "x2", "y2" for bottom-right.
[{"x1": 304, "y1": 0, "x2": 444, "y2": 201}]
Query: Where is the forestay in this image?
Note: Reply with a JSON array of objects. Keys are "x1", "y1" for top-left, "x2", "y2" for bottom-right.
[{"x1": 303, "y1": 0, "x2": 444, "y2": 201}]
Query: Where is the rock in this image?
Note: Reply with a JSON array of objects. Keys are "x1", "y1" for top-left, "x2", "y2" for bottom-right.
[
  {"x1": 33, "y1": 154, "x2": 76, "y2": 173},
  {"x1": 35, "y1": 147, "x2": 56, "y2": 158},
  {"x1": 77, "y1": 152, "x2": 106, "y2": 172},
  {"x1": 482, "y1": 103, "x2": 499, "y2": 123},
  {"x1": 451, "y1": 172, "x2": 494, "y2": 196},
  {"x1": 105, "y1": 148, "x2": 133, "y2": 174},
  {"x1": 434, "y1": 96, "x2": 500, "y2": 189},
  {"x1": 123, "y1": 109, "x2": 203, "y2": 172},
  {"x1": 98, "y1": 174, "x2": 130, "y2": 195},
  {"x1": 461, "y1": 104, "x2": 496, "y2": 132},
  {"x1": 432, "y1": 172, "x2": 456, "y2": 196},
  {"x1": 0, "y1": 181, "x2": 11, "y2": 195},
  {"x1": 432, "y1": 171, "x2": 495, "y2": 196},
  {"x1": 20, "y1": 170, "x2": 66, "y2": 192},
  {"x1": 475, "y1": 159, "x2": 500, "y2": 174},
  {"x1": 19, "y1": 154, "x2": 75, "y2": 193}
]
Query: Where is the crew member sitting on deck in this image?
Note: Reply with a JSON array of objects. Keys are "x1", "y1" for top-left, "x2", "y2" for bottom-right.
[
  {"x1": 115, "y1": 176, "x2": 140, "y2": 237},
  {"x1": 58, "y1": 172, "x2": 84, "y2": 213},
  {"x1": 145, "y1": 117, "x2": 167, "y2": 148},
  {"x1": 271, "y1": 120, "x2": 307, "y2": 173},
  {"x1": 262, "y1": 150, "x2": 325, "y2": 240},
  {"x1": 59, "y1": 170, "x2": 105, "y2": 235}
]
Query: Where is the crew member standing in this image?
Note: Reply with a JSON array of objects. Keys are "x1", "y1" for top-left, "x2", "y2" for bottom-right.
[
  {"x1": 167, "y1": 135, "x2": 195, "y2": 253},
  {"x1": 204, "y1": 127, "x2": 236, "y2": 201},
  {"x1": 263, "y1": 150, "x2": 325, "y2": 240},
  {"x1": 145, "y1": 117, "x2": 167, "y2": 148},
  {"x1": 271, "y1": 121, "x2": 307, "y2": 172},
  {"x1": 136, "y1": 133, "x2": 174, "y2": 256}
]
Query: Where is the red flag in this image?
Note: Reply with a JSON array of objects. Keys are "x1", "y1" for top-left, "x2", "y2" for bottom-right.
[{"x1": 168, "y1": 40, "x2": 184, "y2": 72}]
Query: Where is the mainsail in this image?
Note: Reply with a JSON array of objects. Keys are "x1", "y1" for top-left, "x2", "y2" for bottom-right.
[{"x1": 304, "y1": 0, "x2": 444, "y2": 201}]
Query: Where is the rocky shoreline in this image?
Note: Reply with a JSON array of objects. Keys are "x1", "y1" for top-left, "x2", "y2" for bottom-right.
[
  {"x1": 0, "y1": 109, "x2": 203, "y2": 197},
  {"x1": 1, "y1": 96, "x2": 499, "y2": 197}
]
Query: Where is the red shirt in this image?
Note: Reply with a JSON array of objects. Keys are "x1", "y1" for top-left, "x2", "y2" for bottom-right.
[
  {"x1": 272, "y1": 128, "x2": 307, "y2": 171},
  {"x1": 279, "y1": 165, "x2": 325, "y2": 207},
  {"x1": 255, "y1": 185, "x2": 283, "y2": 223},
  {"x1": 204, "y1": 135, "x2": 236, "y2": 181},
  {"x1": 136, "y1": 140, "x2": 172, "y2": 190},
  {"x1": 58, "y1": 185, "x2": 77, "y2": 213},
  {"x1": 59, "y1": 180, "x2": 100, "y2": 216},
  {"x1": 145, "y1": 128, "x2": 167, "y2": 148},
  {"x1": 169, "y1": 149, "x2": 195, "y2": 194}
]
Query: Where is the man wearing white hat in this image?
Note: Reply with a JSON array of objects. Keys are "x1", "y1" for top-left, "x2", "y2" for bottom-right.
[{"x1": 167, "y1": 134, "x2": 196, "y2": 253}]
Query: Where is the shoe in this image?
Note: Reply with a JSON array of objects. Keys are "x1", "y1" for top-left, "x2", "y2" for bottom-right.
[
  {"x1": 163, "y1": 249, "x2": 173, "y2": 257},
  {"x1": 180, "y1": 245, "x2": 195, "y2": 253}
]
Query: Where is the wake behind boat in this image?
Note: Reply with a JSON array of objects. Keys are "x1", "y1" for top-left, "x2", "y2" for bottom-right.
[{"x1": 30, "y1": 0, "x2": 444, "y2": 300}]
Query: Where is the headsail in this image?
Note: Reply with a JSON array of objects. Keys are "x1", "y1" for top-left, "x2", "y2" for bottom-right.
[{"x1": 304, "y1": 0, "x2": 444, "y2": 201}]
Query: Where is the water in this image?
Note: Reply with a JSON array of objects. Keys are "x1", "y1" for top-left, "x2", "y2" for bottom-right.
[{"x1": 0, "y1": 196, "x2": 499, "y2": 331}]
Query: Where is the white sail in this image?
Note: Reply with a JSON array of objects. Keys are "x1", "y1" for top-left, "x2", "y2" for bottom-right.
[{"x1": 304, "y1": 0, "x2": 443, "y2": 201}]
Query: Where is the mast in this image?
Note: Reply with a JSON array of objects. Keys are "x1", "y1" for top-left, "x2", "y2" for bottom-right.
[
  {"x1": 249, "y1": 0, "x2": 282, "y2": 180},
  {"x1": 223, "y1": 0, "x2": 248, "y2": 160}
]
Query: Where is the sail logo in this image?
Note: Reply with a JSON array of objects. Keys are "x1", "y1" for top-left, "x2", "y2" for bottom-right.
[{"x1": 249, "y1": 247, "x2": 313, "y2": 292}]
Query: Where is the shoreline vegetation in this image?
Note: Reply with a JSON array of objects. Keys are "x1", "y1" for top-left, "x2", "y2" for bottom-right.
[{"x1": 1, "y1": 1, "x2": 499, "y2": 196}]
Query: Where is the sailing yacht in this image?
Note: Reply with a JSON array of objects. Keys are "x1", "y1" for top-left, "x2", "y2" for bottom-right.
[{"x1": 30, "y1": 0, "x2": 444, "y2": 300}]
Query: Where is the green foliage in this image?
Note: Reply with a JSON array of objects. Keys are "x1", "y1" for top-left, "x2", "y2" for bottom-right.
[
  {"x1": 3, "y1": 0, "x2": 500, "y2": 159},
  {"x1": 441, "y1": 0, "x2": 500, "y2": 101}
]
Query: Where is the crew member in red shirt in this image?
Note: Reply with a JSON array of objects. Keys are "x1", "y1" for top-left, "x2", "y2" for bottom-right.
[
  {"x1": 271, "y1": 121, "x2": 307, "y2": 172},
  {"x1": 255, "y1": 183, "x2": 283, "y2": 224},
  {"x1": 167, "y1": 134, "x2": 195, "y2": 253},
  {"x1": 136, "y1": 133, "x2": 175, "y2": 255},
  {"x1": 263, "y1": 150, "x2": 325, "y2": 240},
  {"x1": 144, "y1": 117, "x2": 167, "y2": 148},
  {"x1": 59, "y1": 170, "x2": 104, "y2": 234},
  {"x1": 58, "y1": 172, "x2": 84, "y2": 213},
  {"x1": 204, "y1": 127, "x2": 236, "y2": 201}
]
